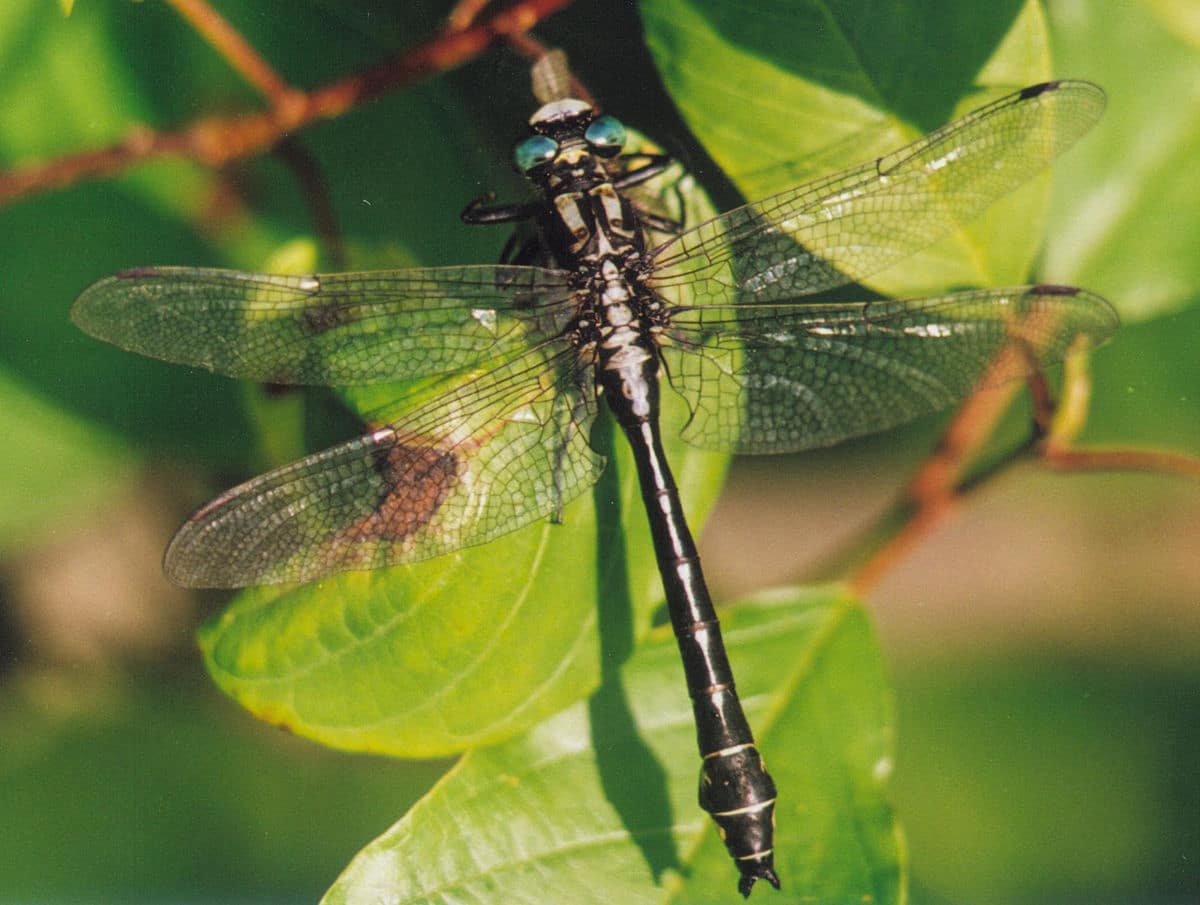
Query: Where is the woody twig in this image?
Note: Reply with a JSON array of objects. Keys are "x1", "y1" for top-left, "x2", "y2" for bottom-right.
[
  {"x1": 843, "y1": 338, "x2": 1200, "y2": 595},
  {"x1": 0, "y1": 0, "x2": 573, "y2": 207}
]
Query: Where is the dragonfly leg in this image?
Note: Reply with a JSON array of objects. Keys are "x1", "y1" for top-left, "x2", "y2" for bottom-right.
[
  {"x1": 635, "y1": 206, "x2": 682, "y2": 235},
  {"x1": 505, "y1": 233, "x2": 547, "y2": 266},
  {"x1": 461, "y1": 194, "x2": 540, "y2": 225},
  {"x1": 613, "y1": 153, "x2": 673, "y2": 190}
]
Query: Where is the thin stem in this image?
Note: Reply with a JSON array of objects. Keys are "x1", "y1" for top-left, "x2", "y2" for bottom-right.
[
  {"x1": 1045, "y1": 339, "x2": 1096, "y2": 444},
  {"x1": 848, "y1": 435, "x2": 1043, "y2": 595},
  {"x1": 0, "y1": 0, "x2": 574, "y2": 207},
  {"x1": 1041, "y1": 445, "x2": 1200, "y2": 478},
  {"x1": 838, "y1": 341, "x2": 1200, "y2": 593},
  {"x1": 272, "y1": 138, "x2": 347, "y2": 271},
  {"x1": 446, "y1": 0, "x2": 494, "y2": 32},
  {"x1": 164, "y1": 0, "x2": 296, "y2": 104}
]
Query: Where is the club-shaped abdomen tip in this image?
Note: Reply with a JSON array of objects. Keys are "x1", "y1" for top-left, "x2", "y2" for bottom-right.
[
  {"x1": 738, "y1": 857, "x2": 781, "y2": 897},
  {"x1": 698, "y1": 745, "x2": 780, "y2": 895}
]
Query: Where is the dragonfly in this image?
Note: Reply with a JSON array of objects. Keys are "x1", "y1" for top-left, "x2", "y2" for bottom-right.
[{"x1": 73, "y1": 70, "x2": 1116, "y2": 895}]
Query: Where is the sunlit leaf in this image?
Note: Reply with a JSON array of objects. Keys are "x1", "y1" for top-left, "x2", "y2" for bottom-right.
[
  {"x1": 1044, "y1": 0, "x2": 1200, "y2": 319},
  {"x1": 640, "y1": 0, "x2": 1059, "y2": 296},
  {"x1": 323, "y1": 588, "x2": 902, "y2": 905},
  {"x1": 0, "y1": 366, "x2": 135, "y2": 551}
]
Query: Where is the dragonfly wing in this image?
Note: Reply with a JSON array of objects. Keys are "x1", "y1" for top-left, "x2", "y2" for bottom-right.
[
  {"x1": 662, "y1": 286, "x2": 1118, "y2": 454},
  {"x1": 649, "y1": 81, "x2": 1105, "y2": 306},
  {"x1": 164, "y1": 344, "x2": 603, "y2": 587},
  {"x1": 73, "y1": 265, "x2": 574, "y2": 385}
]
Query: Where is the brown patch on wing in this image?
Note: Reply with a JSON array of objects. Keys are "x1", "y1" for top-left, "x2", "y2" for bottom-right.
[
  {"x1": 301, "y1": 299, "x2": 355, "y2": 335},
  {"x1": 342, "y1": 437, "x2": 460, "y2": 545}
]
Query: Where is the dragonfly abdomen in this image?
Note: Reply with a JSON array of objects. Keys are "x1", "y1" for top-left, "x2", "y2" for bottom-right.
[
  {"x1": 620, "y1": 414, "x2": 781, "y2": 896},
  {"x1": 527, "y1": 100, "x2": 782, "y2": 894}
]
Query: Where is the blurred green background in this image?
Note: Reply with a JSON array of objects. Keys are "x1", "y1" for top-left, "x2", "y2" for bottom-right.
[{"x1": 1, "y1": 1, "x2": 1196, "y2": 903}]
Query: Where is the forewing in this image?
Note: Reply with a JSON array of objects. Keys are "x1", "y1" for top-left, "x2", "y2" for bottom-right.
[
  {"x1": 164, "y1": 345, "x2": 603, "y2": 587},
  {"x1": 72, "y1": 265, "x2": 573, "y2": 385},
  {"x1": 662, "y1": 286, "x2": 1118, "y2": 454},
  {"x1": 649, "y1": 81, "x2": 1105, "y2": 306}
]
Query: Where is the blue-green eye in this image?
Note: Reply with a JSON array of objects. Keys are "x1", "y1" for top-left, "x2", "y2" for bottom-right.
[
  {"x1": 514, "y1": 135, "x2": 558, "y2": 173},
  {"x1": 584, "y1": 115, "x2": 626, "y2": 157}
]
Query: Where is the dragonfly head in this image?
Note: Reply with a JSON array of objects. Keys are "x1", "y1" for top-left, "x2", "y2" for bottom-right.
[{"x1": 515, "y1": 98, "x2": 627, "y2": 188}]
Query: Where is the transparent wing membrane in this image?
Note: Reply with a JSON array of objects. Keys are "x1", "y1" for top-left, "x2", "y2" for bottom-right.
[
  {"x1": 663, "y1": 286, "x2": 1118, "y2": 454},
  {"x1": 165, "y1": 345, "x2": 602, "y2": 586},
  {"x1": 73, "y1": 265, "x2": 574, "y2": 385},
  {"x1": 72, "y1": 81, "x2": 1115, "y2": 588},
  {"x1": 650, "y1": 81, "x2": 1106, "y2": 306}
]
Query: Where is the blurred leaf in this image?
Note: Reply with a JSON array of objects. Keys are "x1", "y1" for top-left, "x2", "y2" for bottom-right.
[
  {"x1": 0, "y1": 1, "x2": 259, "y2": 466},
  {"x1": 1044, "y1": 0, "x2": 1200, "y2": 320},
  {"x1": 1144, "y1": 0, "x2": 1200, "y2": 51},
  {"x1": 0, "y1": 678, "x2": 449, "y2": 902},
  {"x1": 894, "y1": 658, "x2": 1200, "y2": 905},
  {"x1": 640, "y1": 0, "x2": 1064, "y2": 297},
  {"x1": 323, "y1": 588, "x2": 901, "y2": 905},
  {"x1": 0, "y1": 1, "x2": 509, "y2": 467},
  {"x1": 1078, "y1": 299, "x2": 1200, "y2": 453},
  {"x1": 0, "y1": 366, "x2": 135, "y2": 551}
]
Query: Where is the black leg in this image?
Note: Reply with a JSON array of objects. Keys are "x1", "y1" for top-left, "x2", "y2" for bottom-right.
[
  {"x1": 614, "y1": 154, "x2": 674, "y2": 191},
  {"x1": 462, "y1": 193, "x2": 539, "y2": 225}
]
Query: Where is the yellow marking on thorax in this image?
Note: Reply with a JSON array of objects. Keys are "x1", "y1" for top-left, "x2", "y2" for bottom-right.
[{"x1": 554, "y1": 193, "x2": 590, "y2": 250}]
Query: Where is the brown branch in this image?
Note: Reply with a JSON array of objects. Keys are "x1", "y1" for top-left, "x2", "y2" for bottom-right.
[
  {"x1": 163, "y1": 0, "x2": 348, "y2": 258},
  {"x1": 848, "y1": 495, "x2": 957, "y2": 597},
  {"x1": 1041, "y1": 445, "x2": 1200, "y2": 478},
  {"x1": 165, "y1": 0, "x2": 296, "y2": 104},
  {"x1": 0, "y1": 0, "x2": 574, "y2": 207},
  {"x1": 446, "y1": 0, "x2": 496, "y2": 32},
  {"x1": 906, "y1": 348, "x2": 1026, "y2": 506},
  {"x1": 847, "y1": 374, "x2": 1028, "y2": 596},
  {"x1": 843, "y1": 343, "x2": 1200, "y2": 595}
]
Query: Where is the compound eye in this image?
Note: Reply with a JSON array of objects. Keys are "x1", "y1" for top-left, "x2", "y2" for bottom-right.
[
  {"x1": 514, "y1": 134, "x2": 559, "y2": 173},
  {"x1": 584, "y1": 115, "x2": 626, "y2": 157}
]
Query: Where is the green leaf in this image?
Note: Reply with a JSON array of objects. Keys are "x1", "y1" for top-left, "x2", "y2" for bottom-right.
[
  {"x1": 1043, "y1": 0, "x2": 1200, "y2": 319},
  {"x1": 0, "y1": 680, "x2": 449, "y2": 902},
  {"x1": 1, "y1": 2, "x2": 510, "y2": 469},
  {"x1": 0, "y1": 365, "x2": 135, "y2": 551},
  {"x1": 640, "y1": 0, "x2": 1061, "y2": 295},
  {"x1": 199, "y1": 367, "x2": 727, "y2": 757},
  {"x1": 322, "y1": 587, "x2": 901, "y2": 905}
]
